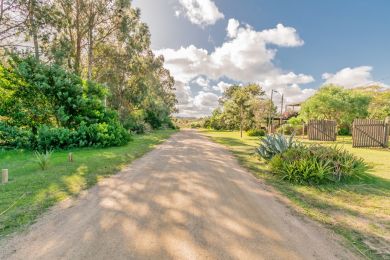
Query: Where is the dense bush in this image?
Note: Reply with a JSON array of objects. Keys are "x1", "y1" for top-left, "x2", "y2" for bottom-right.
[
  {"x1": 269, "y1": 145, "x2": 368, "y2": 185},
  {"x1": 257, "y1": 134, "x2": 296, "y2": 160},
  {"x1": 247, "y1": 129, "x2": 266, "y2": 136},
  {"x1": 0, "y1": 56, "x2": 131, "y2": 150},
  {"x1": 35, "y1": 123, "x2": 131, "y2": 151},
  {"x1": 0, "y1": 122, "x2": 32, "y2": 148},
  {"x1": 279, "y1": 125, "x2": 303, "y2": 135},
  {"x1": 338, "y1": 127, "x2": 350, "y2": 136}
]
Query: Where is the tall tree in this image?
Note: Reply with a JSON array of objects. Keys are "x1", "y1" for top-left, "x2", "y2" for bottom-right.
[{"x1": 221, "y1": 84, "x2": 265, "y2": 137}]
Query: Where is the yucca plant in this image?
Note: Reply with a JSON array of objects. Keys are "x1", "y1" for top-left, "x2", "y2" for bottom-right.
[
  {"x1": 34, "y1": 150, "x2": 53, "y2": 170},
  {"x1": 256, "y1": 133, "x2": 296, "y2": 160}
]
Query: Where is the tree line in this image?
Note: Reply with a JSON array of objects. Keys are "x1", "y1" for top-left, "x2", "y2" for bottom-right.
[
  {"x1": 0, "y1": 0, "x2": 177, "y2": 149},
  {"x1": 204, "y1": 84, "x2": 390, "y2": 136}
]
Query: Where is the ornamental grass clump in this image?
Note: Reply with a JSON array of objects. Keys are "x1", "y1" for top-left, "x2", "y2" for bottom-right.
[{"x1": 269, "y1": 145, "x2": 369, "y2": 185}]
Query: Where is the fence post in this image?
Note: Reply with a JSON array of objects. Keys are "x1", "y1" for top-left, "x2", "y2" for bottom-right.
[
  {"x1": 385, "y1": 117, "x2": 389, "y2": 148},
  {"x1": 2, "y1": 169, "x2": 8, "y2": 184}
]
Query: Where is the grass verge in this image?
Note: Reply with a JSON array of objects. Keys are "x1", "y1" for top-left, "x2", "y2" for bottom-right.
[
  {"x1": 0, "y1": 129, "x2": 176, "y2": 238},
  {"x1": 202, "y1": 130, "x2": 390, "y2": 260}
]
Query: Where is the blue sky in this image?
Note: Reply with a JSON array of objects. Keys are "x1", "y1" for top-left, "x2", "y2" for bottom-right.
[{"x1": 133, "y1": 0, "x2": 390, "y2": 117}]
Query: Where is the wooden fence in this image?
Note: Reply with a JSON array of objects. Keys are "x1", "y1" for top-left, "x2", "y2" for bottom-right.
[
  {"x1": 307, "y1": 120, "x2": 337, "y2": 141},
  {"x1": 352, "y1": 119, "x2": 389, "y2": 148}
]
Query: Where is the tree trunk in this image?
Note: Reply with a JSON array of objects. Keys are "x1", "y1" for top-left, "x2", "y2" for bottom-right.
[
  {"x1": 87, "y1": 15, "x2": 94, "y2": 80},
  {"x1": 240, "y1": 104, "x2": 243, "y2": 138},
  {"x1": 29, "y1": 0, "x2": 39, "y2": 60},
  {"x1": 74, "y1": 0, "x2": 81, "y2": 74}
]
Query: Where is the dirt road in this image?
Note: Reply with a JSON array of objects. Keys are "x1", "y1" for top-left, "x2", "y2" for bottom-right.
[{"x1": 0, "y1": 130, "x2": 357, "y2": 260}]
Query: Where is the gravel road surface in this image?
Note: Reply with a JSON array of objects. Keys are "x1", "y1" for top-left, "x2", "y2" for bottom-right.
[{"x1": 0, "y1": 130, "x2": 358, "y2": 260}]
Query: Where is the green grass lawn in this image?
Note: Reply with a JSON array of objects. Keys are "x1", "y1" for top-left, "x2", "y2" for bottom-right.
[
  {"x1": 0, "y1": 129, "x2": 176, "y2": 239},
  {"x1": 202, "y1": 130, "x2": 390, "y2": 260}
]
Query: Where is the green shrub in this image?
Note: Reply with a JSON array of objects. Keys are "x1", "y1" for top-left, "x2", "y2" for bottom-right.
[
  {"x1": 338, "y1": 127, "x2": 350, "y2": 136},
  {"x1": 190, "y1": 123, "x2": 202, "y2": 129},
  {"x1": 257, "y1": 134, "x2": 296, "y2": 160},
  {"x1": 270, "y1": 145, "x2": 369, "y2": 185},
  {"x1": 246, "y1": 129, "x2": 266, "y2": 136},
  {"x1": 280, "y1": 125, "x2": 303, "y2": 135},
  {"x1": 0, "y1": 122, "x2": 32, "y2": 148},
  {"x1": 0, "y1": 56, "x2": 132, "y2": 150},
  {"x1": 36, "y1": 126, "x2": 73, "y2": 150},
  {"x1": 34, "y1": 123, "x2": 131, "y2": 150}
]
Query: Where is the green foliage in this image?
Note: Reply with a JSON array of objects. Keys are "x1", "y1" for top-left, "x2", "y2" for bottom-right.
[
  {"x1": 353, "y1": 86, "x2": 390, "y2": 119},
  {"x1": 0, "y1": 56, "x2": 131, "y2": 149},
  {"x1": 1, "y1": 0, "x2": 177, "y2": 149},
  {"x1": 0, "y1": 122, "x2": 32, "y2": 149},
  {"x1": 300, "y1": 85, "x2": 371, "y2": 126},
  {"x1": 338, "y1": 127, "x2": 350, "y2": 136},
  {"x1": 34, "y1": 150, "x2": 53, "y2": 170},
  {"x1": 256, "y1": 134, "x2": 296, "y2": 160},
  {"x1": 206, "y1": 84, "x2": 273, "y2": 131},
  {"x1": 287, "y1": 116, "x2": 303, "y2": 126},
  {"x1": 279, "y1": 125, "x2": 303, "y2": 135},
  {"x1": 246, "y1": 129, "x2": 265, "y2": 136},
  {"x1": 35, "y1": 123, "x2": 131, "y2": 151},
  {"x1": 282, "y1": 116, "x2": 304, "y2": 135},
  {"x1": 270, "y1": 145, "x2": 369, "y2": 185},
  {"x1": 0, "y1": 56, "x2": 111, "y2": 129},
  {"x1": 190, "y1": 123, "x2": 202, "y2": 129}
]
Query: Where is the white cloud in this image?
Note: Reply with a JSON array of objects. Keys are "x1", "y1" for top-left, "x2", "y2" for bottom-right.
[
  {"x1": 175, "y1": 81, "x2": 193, "y2": 105},
  {"x1": 227, "y1": 18, "x2": 240, "y2": 38},
  {"x1": 258, "y1": 24, "x2": 304, "y2": 47},
  {"x1": 322, "y1": 66, "x2": 388, "y2": 89},
  {"x1": 155, "y1": 19, "x2": 315, "y2": 116},
  {"x1": 156, "y1": 21, "x2": 306, "y2": 83},
  {"x1": 176, "y1": 0, "x2": 224, "y2": 27},
  {"x1": 193, "y1": 76, "x2": 210, "y2": 90},
  {"x1": 194, "y1": 91, "x2": 219, "y2": 107},
  {"x1": 212, "y1": 81, "x2": 232, "y2": 93}
]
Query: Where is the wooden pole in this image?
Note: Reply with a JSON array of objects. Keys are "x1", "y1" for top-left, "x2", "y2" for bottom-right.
[
  {"x1": 280, "y1": 94, "x2": 284, "y2": 133},
  {"x1": 2, "y1": 169, "x2": 8, "y2": 184},
  {"x1": 68, "y1": 153, "x2": 73, "y2": 162},
  {"x1": 268, "y1": 90, "x2": 274, "y2": 134}
]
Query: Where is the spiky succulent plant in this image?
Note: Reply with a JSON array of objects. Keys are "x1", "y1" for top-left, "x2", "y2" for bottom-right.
[{"x1": 257, "y1": 134, "x2": 296, "y2": 160}]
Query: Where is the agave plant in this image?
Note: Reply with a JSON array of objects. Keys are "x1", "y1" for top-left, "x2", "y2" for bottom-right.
[
  {"x1": 257, "y1": 134, "x2": 296, "y2": 160},
  {"x1": 35, "y1": 150, "x2": 53, "y2": 170}
]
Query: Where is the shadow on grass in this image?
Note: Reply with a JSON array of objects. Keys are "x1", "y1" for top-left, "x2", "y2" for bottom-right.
[{"x1": 0, "y1": 131, "x2": 175, "y2": 238}]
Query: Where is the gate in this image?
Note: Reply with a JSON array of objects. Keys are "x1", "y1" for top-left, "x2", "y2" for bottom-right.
[
  {"x1": 307, "y1": 120, "x2": 337, "y2": 141},
  {"x1": 352, "y1": 119, "x2": 389, "y2": 148}
]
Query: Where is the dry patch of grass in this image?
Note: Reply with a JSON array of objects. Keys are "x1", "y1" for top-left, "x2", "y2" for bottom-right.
[{"x1": 202, "y1": 130, "x2": 390, "y2": 259}]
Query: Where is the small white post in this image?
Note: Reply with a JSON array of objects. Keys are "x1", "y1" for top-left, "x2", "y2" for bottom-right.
[
  {"x1": 68, "y1": 153, "x2": 73, "y2": 162},
  {"x1": 2, "y1": 169, "x2": 8, "y2": 184}
]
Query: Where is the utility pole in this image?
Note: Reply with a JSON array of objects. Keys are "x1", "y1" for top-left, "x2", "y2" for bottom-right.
[
  {"x1": 268, "y1": 90, "x2": 274, "y2": 134},
  {"x1": 279, "y1": 94, "x2": 284, "y2": 127}
]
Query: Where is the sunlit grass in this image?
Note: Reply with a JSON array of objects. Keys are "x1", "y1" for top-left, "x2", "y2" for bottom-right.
[
  {"x1": 0, "y1": 129, "x2": 176, "y2": 238},
  {"x1": 202, "y1": 130, "x2": 390, "y2": 260}
]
